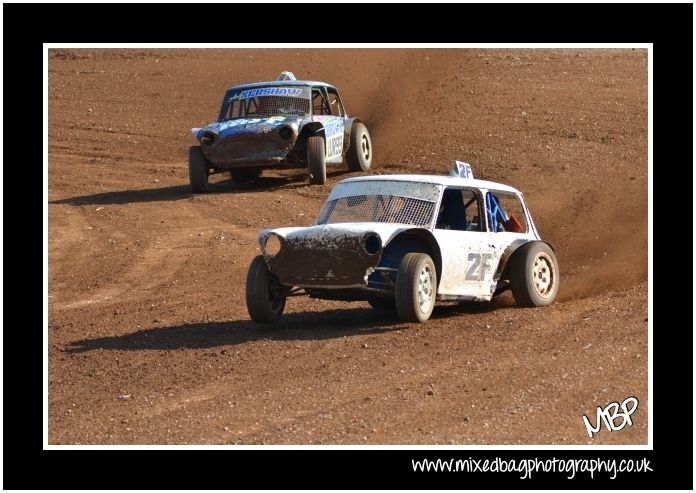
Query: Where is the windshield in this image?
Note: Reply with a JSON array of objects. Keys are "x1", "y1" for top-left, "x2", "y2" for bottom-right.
[
  {"x1": 316, "y1": 181, "x2": 441, "y2": 227},
  {"x1": 219, "y1": 86, "x2": 311, "y2": 120}
]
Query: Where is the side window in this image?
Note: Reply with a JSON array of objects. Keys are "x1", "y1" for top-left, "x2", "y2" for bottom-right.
[
  {"x1": 436, "y1": 188, "x2": 482, "y2": 231},
  {"x1": 327, "y1": 89, "x2": 344, "y2": 116},
  {"x1": 486, "y1": 192, "x2": 528, "y2": 233},
  {"x1": 312, "y1": 89, "x2": 331, "y2": 115}
]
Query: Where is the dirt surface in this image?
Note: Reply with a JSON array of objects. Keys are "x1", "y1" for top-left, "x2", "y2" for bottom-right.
[{"x1": 48, "y1": 48, "x2": 648, "y2": 445}]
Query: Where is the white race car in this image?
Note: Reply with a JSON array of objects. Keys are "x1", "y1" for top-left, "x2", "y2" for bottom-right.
[{"x1": 246, "y1": 162, "x2": 559, "y2": 323}]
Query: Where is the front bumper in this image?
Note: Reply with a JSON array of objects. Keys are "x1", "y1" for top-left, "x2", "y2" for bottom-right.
[
  {"x1": 262, "y1": 230, "x2": 382, "y2": 288},
  {"x1": 203, "y1": 135, "x2": 296, "y2": 167}
]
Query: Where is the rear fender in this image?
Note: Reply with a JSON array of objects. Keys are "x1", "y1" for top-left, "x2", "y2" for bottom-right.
[
  {"x1": 343, "y1": 117, "x2": 362, "y2": 154},
  {"x1": 495, "y1": 239, "x2": 556, "y2": 281}
]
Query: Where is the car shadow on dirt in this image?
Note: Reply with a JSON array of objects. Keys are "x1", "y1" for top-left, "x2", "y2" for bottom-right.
[
  {"x1": 49, "y1": 184, "x2": 193, "y2": 206},
  {"x1": 48, "y1": 171, "x2": 353, "y2": 206},
  {"x1": 430, "y1": 301, "x2": 503, "y2": 319},
  {"x1": 65, "y1": 308, "x2": 407, "y2": 353}
]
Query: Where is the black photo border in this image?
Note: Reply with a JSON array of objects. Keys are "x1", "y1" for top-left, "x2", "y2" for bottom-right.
[{"x1": 6, "y1": 2, "x2": 692, "y2": 490}]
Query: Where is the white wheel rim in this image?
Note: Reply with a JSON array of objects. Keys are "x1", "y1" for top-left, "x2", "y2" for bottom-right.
[
  {"x1": 361, "y1": 134, "x2": 370, "y2": 161},
  {"x1": 417, "y1": 264, "x2": 434, "y2": 313},
  {"x1": 532, "y1": 252, "x2": 555, "y2": 298}
]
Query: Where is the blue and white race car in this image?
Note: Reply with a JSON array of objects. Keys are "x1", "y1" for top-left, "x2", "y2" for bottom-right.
[
  {"x1": 189, "y1": 71, "x2": 372, "y2": 192},
  {"x1": 246, "y1": 162, "x2": 560, "y2": 323}
]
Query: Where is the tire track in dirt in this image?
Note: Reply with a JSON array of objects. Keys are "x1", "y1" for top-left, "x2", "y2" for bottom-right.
[{"x1": 49, "y1": 173, "x2": 323, "y2": 311}]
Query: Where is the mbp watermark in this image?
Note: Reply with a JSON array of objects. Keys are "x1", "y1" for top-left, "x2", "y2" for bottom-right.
[{"x1": 582, "y1": 396, "x2": 638, "y2": 438}]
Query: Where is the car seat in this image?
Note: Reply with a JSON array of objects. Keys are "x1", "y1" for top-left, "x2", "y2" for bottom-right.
[{"x1": 503, "y1": 214, "x2": 524, "y2": 233}]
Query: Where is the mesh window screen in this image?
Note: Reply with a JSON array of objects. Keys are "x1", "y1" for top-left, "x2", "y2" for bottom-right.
[
  {"x1": 317, "y1": 195, "x2": 435, "y2": 227},
  {"x1": 227, "y1": 96, "x2": 310, "y2": 119}
]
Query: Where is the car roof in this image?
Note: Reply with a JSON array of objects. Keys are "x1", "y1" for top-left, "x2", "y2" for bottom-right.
[
  {"x1": 338, "y1": 174, "x2": 522, "y2": 194},
  {"x1": 227, "y1": 80, "x2": 337, "y2": 91}
]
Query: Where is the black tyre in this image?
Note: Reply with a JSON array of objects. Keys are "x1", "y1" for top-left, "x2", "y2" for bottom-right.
[
  {"x1": 346, "y1": 122, "x2": 372, "y2": 172},
  {"x1": 509, "y1": 242, "x2": 560, "y2": 307},
  {"x1": 395, "y1": 253, "x2": 437, "y2": 323},
  {"x1": 230, "y1": 168, "x2": 262, "y2": 183},
  {"x1": 307, "y1": 136, "x2": 326, "y2": 185},
  {"x1": 246, "y1": 255, "x2": 287, "y2": 324},
  {"x1": 367, "y1": 296, "x2": 396, "y2": 311},
  {"x1": 188, "y1": 145, "x2": 209, "y2": 193}
]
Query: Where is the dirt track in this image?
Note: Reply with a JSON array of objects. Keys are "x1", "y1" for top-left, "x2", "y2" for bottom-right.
[{"x1": 48, "y1": 48, "x2": 648, "y2": 444}]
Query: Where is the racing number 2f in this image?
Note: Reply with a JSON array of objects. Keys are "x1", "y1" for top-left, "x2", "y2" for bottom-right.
[{"x1": 465, "y1": 252, "x2": 493, "y2": 281}]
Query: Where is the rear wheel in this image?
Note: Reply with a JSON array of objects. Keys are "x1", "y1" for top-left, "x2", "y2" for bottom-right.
[
  {"x1": 307, "y1": 136, "x2": 326, "y2": 185},
  {"x1": 395, "y1": 253, "x2": 437, "y2": 323},
  {"x1": 230, "y1": 168, "x2": 262, "y2": 183},
  {"x1": 188, "y1": 146, "x2": 209, "y2": 193},
  {"x1": 246, "y1": 255, "x2": 287, "y2": 324},
  {"x1": 509, "y1": 242, "x2": 560, "y2": 307},
  {"x1": 346, "y1": 122, "x2": 372, "y2": 172}
]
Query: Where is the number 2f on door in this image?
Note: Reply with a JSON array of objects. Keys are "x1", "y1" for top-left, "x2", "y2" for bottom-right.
[{"x1": 464, "y1": 252, "x2": 493, "y2": 281}]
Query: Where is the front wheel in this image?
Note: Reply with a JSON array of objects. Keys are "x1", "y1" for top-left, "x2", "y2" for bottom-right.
[
  {"x1": 509, "y1": 242, "x2": 560, "y2": 307},
  {"x1": 307, "y1": 136, "x2": 326, "y2": 185},
  {"x1": 395, "y1": 253, "x2": 437, "y2": 323},
  {"x1": 346, "y1": 122, "x2": 372, "y2": 172},
  {"x1": 189, "y1": 146, "x2": 209, "y2": 193},
  {"x1": 246, "y1": 255, "x2": 287, "y2": 324}
]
